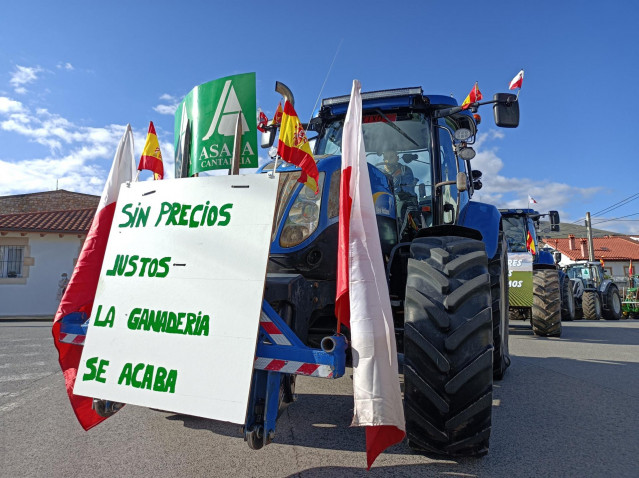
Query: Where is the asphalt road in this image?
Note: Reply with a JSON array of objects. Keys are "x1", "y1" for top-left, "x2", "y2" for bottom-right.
[{"x1": 1, "y1": 319, "x2": 638, "y2": 477}]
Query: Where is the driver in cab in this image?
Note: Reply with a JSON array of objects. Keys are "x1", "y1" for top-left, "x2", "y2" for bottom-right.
[
  {"x1": 381, "y1": 151, "x2": 416, "y2": 196},
  {"x1": 379, "y1": 151, "x2": 420, "y2": 239}
]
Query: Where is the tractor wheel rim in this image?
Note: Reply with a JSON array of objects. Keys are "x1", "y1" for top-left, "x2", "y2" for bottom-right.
[{"x1": 613, "y1": 294, "x2": 621, "y2": 313}]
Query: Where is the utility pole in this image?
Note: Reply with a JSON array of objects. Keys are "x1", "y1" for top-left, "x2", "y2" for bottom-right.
[{"x1": 585, "y1": 212, "x2": 595, "y2": 261}]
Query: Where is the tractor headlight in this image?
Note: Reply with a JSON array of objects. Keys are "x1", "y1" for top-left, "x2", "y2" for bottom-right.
[{"x1": 280, "y1": 173, "x2": 324, "y2": 248}]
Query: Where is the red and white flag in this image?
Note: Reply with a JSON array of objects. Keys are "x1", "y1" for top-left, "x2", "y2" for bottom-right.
[
  {"x1": 52, "y1": 124, "x2": 136, "y2": 430},
  {"x1": 335, "y1": 80, "x2": 406, "y2": 469},
  {"x1": 528, "y1": 194, "x2": 538, "y2": 204},
  {"x1": 509, "y1": 69, "x2": 524, "y2": 90}
]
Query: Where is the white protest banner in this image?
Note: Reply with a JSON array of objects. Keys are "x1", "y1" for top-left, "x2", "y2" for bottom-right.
[
  {"x1": 74, "y1": 173, "x2": 278, "y2": 424},
  {"x1": 507, "y1": 252, "x2": 534, "y2": 307}
]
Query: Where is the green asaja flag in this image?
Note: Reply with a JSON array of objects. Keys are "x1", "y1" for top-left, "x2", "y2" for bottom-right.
[{"x1": 174, "y1": 73, "x2": 257, "y2": 176}]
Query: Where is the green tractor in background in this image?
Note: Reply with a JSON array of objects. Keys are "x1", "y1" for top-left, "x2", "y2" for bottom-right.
[
  {"x1": 564, "y1": 261, "x2": 622, "y2": 320},
  {"x1": 621, "y1": 274, "x2": 638, "y2": 319}
]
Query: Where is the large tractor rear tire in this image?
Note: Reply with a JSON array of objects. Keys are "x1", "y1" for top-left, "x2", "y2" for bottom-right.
[
  {"x1": 531, "y1": 269, "x2": 562, "y2": 337},
  {"x1": 603, "y1": 286, "x2": 622, "y2": 320},
  {"x1": 489, "y1": 234, "x2": 510, "y2": 380},
  {"x1": 571, "y1": 279, "x2": 584, "y2": 320},
  {"x1": 561, "y1": 276, "x2": 576, "y2": 321},
  {"x1": 404, "y1": 236, "x2": 493, "y2": 457},
  {"x1": 583, "y1": 291, "x2": 602, "y2": 320}
]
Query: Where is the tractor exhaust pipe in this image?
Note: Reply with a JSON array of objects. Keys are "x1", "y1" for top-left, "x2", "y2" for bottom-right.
[{"x1": 275, "y1": 81, "x2": 294, "y2": 107}]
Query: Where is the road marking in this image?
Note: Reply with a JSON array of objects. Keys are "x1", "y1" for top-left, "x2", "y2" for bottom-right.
[
  {"x1": 0, "y1": 385, "x2": 55, "y2": 414},
  {"x1": 0, "y1": 352, "x2": 49, "y2": 358},
  {"x1": 9, "y1": 344, "x2": 49, "y2": 348},
  {"x1": 0, "y1": 361, "x2": 48, "y2": 368},
  {"x1": 0, "y1": 338, "x2": 38, "y2": 342},
  {"x1": 0, "y1": 372, "x2": 53, "y2": 383},
  {"x1": 0, "y1": 391, "x2": 22, "y2": 399}
]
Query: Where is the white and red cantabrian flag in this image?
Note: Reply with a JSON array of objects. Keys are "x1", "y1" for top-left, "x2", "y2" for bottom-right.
[
  {"x1": 137, "y1": 121, "x2": 164, "y2": 180},
  {"x1": 509, "y1": 69, "x2": 524, "y2": 90},
  {"x1": 52, "y1": 125, "x2": 136, "y2": 430},
  {"x1": 335, "y1": 79, "x2": 406, "y2": 470}
]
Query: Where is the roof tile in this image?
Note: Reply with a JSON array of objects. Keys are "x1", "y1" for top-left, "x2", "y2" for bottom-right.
[
  {"x1": 543, "y1": 236, "x2": 639, "y2": 261},
  {"x1": 0, "y1": 208, "x2": 95, "y2": 234}
]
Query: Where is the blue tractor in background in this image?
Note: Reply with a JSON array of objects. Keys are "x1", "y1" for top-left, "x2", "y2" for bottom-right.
[
  {"x1": 259, "y1": 83, "x2": 519, "y2": 457},
  {"x1": 564, "y1": 260, "x2": 622, "y2": 320},
  {"x1": 500, "y1": 209, "x2": 573, "y2": 337}
]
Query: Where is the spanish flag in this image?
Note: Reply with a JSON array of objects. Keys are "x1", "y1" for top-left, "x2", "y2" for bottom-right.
[
  {"x1": 461, "y1": 82, "x2": 482, "y2": 110},
  {"x1": 526, "y1": 230, "x2": 536, "y2": 255},
  {"x1": 277, "y1": 101, "x2": 319, "y2": 193},
  {"x1": 270, "y1": 101, "x2": 283, "y2": 126},
  {"x1": 137, "y1": 121, "x2": 164, "y2": 180}
]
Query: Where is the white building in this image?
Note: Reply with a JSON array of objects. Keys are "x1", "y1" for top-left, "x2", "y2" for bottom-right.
[
  {"x1": 543, "y1": 234, "x2": 639, "y2": 287},
  {"x1": 0, "y1": 190, "x2": 98, "y2": 317}
]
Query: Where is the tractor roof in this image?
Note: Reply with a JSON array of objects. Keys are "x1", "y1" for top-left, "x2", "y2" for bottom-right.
[
  {"x1": 321, "y1": 87, "x2": 467, "y2": 116},
  {"x1": 499, "y1": 208, "x2": 539, "y2": 216}
]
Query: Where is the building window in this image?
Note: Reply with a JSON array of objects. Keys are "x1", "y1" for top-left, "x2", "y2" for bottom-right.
[{"x1": 0, "y1": 245, "x2": 25, "y2": 278}]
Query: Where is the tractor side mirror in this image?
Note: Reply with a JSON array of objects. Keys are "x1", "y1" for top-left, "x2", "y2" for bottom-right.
[
  {"x1": 549, "y1": 210, "x2": 560, "y2": 232},
  {"x1": 554, "y1": 252, "x2": 562, "y2": 264},
  {"x1": 493, "y1": 93, "x2": 520, "y2": 128},
  {"x1": 261, "y1": 127, "x2": 276, "y2": 149},
  {"x1": 403, "y1": 153, "x2": 418, "y2": 164}
]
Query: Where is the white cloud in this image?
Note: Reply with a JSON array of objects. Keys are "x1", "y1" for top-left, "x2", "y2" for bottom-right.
[
  {"x1": 154, "y1": 93, "x2": 181, "y2": 116},
  {"x1": 471, "y1": 129, "x2": 600, "y2": 217},
  {"x1": 10, "y1": 65, "x2": 43, "y2": 94},
  {"x1": 0, "y1": 96, "x2": 167, "y2": 195},
  {"x1": 0, "y1": 97, "x2": 24, "y2": 113},
  {"x1": 57, "y1": 62, "x2": 74, "y2": 70},
  {"x1": 153, "y1": 104, "x2": 178, "y2": 115}
]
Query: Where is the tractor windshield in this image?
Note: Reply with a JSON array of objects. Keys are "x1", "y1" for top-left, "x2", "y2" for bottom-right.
[
  {"x1": 315, "y1": 111, "x2": 432, "y2": 220},
  {"x1": 502, "y1": 216, "x2": 528, "y2": 252}
]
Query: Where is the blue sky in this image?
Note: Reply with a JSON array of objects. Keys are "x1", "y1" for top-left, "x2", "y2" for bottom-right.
[{"x1": 1, "y1": 1, "x2": 638, "y2": 233}]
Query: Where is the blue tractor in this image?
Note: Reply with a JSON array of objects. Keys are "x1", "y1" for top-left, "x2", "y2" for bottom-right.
[
  {"x1": 259, "y1": 84, "x2": 519, "y2": 456},
  {"x1": 500, "y1": 209, "x2": 573, "y2": 336}
]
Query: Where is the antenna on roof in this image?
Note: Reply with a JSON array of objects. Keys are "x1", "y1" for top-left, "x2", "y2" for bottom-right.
[{"x1": 308, "y1": 39, "x2": 343, "y2": 123}]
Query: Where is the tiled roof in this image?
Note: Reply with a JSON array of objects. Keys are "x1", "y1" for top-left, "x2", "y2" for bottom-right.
[
  {"x1": 0, "y1": 208, "x2": 95, "y2": 234},
  {"x1": 0, "y1": 189, "x2": 98, "y2": 201},
  {"x1": 543, "y1": 236, "x2": 639, "y2": 261}
]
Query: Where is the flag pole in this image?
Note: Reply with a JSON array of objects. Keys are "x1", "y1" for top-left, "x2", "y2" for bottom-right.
[
  {"x1": 229, "y1": 114, "x2": 242, "y2": 176},
  {"x1": 269, "y1": 150, "x2": 279, "y2": 179}
]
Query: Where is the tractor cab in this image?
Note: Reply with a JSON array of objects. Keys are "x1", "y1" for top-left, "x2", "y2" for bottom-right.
[
  {"x1": 499, "y1": 208, "x2": 560, "y2": 266},
  {"x1": 311, "y1": 88, "x2": 481, "y2": 241},
  {"x1": 500, "y1": 210, "x2": 538, "y2": 253},
  {"x1": 565, "y1": 261, "x2": 604, "y2": 291}
]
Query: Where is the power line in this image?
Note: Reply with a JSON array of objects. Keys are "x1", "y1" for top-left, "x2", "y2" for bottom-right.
[
  {"x1": 592, "y1": 212, "x2": 639, "y2": 225},
  {"x1": 571, "y1": 191, "x2": 639, "y2": 224},
  {"x1": 592, "y1": 193, "x2": 639, "y2": 216}
]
